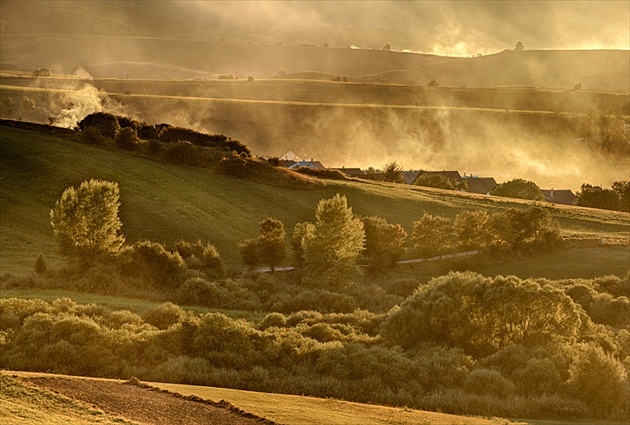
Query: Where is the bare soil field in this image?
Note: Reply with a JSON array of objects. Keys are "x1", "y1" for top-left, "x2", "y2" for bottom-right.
[{"x1": 13, "y1": 374, "x2": 273, "y2": 425}]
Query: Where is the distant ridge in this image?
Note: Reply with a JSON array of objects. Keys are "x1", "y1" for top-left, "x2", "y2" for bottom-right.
[{"x1": 373, "y1": 49, "x2": 630, "y2": 91}]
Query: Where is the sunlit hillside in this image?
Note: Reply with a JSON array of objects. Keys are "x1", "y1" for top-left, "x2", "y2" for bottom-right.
[{"x1": 1, "y1": 123, "x2": 628, "y2": 274}]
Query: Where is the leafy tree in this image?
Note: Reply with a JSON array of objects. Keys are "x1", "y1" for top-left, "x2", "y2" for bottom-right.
[
  {"x1": 302, "y1": 194, "x2": 365, "y2": 285},
  {"x1": 239, "y1": 218, "x2": 286, "y2": 271},
  {"x1": 50, "y1": 179, "x2": 125, "y2": 265},
  {"x1": 412, "y1": 212, "x2": 454, "y2": 257},
  {"x1": 34, "y1": 254, "x2": 47, "y2": 275},
  {"x1": 175, "y1": 240, "x2": 224, "y2": 278},
  {"x1": 123, "y1": 240, "x2": 185, "y2": 289},
  {"x1": 491, "y1": 178, "x2": 543, "y2": 200},
  {"x1": 78, "y1": 112, "x2": 120, "y2": 139},
  {"x1": 239, "y1": 239, "x2": 260, "y2": 270},
  {"x1": 115, "y1": 127, "x2": 139, "y2": 150},
  {"x1": 381, "y1": 161, "x2": 404, "y2": 183},
  {"x1": 414, "y1": 174, "x2": 467, "y2": 191},
  {"x1": 382, "y1": 43, "x2": 391, "y2": 51},
  {"x1": 490, "y1": 206, "x2": 559, "y2": 248},
  {"x1": 291, "y1": 222, "x2": 312, "y2": 266},
  {"x1": 258, "y1": 218, "x2": 286, "y2": 271},
  {"x1": 361, "y1": 216, "x2": 407, "y2": 273},
  {"x1": 612, "y1": 181, "x2": 630, "y2": 212},
  {"x1": 567, "y1": 343, "x2": 629, "y2": 417},
  {"x1": 382, "y1": 272, "x2": 583, "y2": 357},
  {"x1": 515, "y1": 41, "x2": 524, "y2": 51},
  {"x1": 453, "y1": 210, "x2": 492, "y2": 250},
  {"x1": 79, "y1": 127, "x2": 107, "y2": 145},
  {"x1": 576, "y1": 184, "x2": 620, "y2": 211}
]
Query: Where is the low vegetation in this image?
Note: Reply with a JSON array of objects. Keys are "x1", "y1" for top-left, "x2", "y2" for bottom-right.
[
  {"x1": 1, "y1": 119, "x2": 629, "y2": 423},
  {"x1": 1, "y1": 270, "x2": 629, "y2": 421}
]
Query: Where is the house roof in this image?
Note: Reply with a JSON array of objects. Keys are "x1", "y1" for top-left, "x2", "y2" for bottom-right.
[
  {"x1": 289, "y1": 160, "x2": 326, "y2": 170},
  {"x1": 465, "y1": 177, "x2": 497, "y2": 194},
  {"x1": 540, "y1": 189, "x2": 576, "y2": 205},
  {"x1": 359, "y1": 173, "x2": 384, "y2": 181},
  {"x1": 402, "y1": 170, "x2": 422, "y2": 185},
  {"x1": 281, "y1": 150, "x2": 301, "y2": 161},
  {"x1": 334, "y1": 167, "x2": 364, "y2": 177}
]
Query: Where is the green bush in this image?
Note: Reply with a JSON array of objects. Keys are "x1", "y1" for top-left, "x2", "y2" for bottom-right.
[
  {"x1": 78, "y1": 112, "x2": 120, "y2": 139},
  {"x1": 382, "y1": 272, "x2": 583, "y2": 357},
  {"x1": 79, "y1": 126, "x2": 108, "y2": 145},
  {"x1": 175, "y1": 240, "x2": 224, "y2": 279},
  {"x1": 160, "y1": 141, "x2": 212, "y2": 167},
  {"x1": 567, "y1": 343, "x2": 629, "y2": 418},
  {"x1": 464, "y1": 368, "x2": 516, "y2": 398},
  {"x1": 115, "y1": 127, "x2": 139, "y2": 150},
  {"x1": 142, "y1": 302, "x2": 186, "y2": 330},
  {"x1": 123, "y1": 241, "x2": 186, "y2": 290}
]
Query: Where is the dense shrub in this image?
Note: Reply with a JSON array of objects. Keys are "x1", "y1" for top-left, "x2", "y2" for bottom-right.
[
  {"x1": 79, "y1": 126, "x2": 108, "y2": 145},
  {"x1": 174, "y1": 277, "x2": 216, "y2": 306},
  {"x1": 157, "y1": 126, "x2": 250, "y2": 156},
  {"x1": 160, "y1": 141, "x2": 212, "y2": 167},
  {"x1": 122, "y1": 241, "x2": 186, "y2": 290},
  {"x1": 567, "y1": 343, "x2": 629, "y2": 418},
  {"x1": 115, "y1": 127, "x2": 139, "y2": 150},
  {"x1": 464, "y1": 368, "x2": 516, "y2": 398},
  {"x1": 382, "y1": 272, "x2": 583, "y2": 357},
  {"x1": 78, "y1": 112, "x2": 120, "y2": 139},
  {"x1": 174, "y1": 240, "x2": 224, "y2": 279},
  {"x1": 292, "y1": 167, "x2": 348, "y2": 180},
  {"x1": 142, "y1": 302, "x2": 186, "y2": 330}
]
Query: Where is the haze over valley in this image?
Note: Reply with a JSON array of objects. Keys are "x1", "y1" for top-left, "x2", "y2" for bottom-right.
[{"x1": 1, "y1": 0, "x2": 629, "y2": 190}]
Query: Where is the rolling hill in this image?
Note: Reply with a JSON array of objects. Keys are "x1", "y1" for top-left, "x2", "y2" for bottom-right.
[{"x1": 1, "y1": 123, "x2": 628, "y2": 275}]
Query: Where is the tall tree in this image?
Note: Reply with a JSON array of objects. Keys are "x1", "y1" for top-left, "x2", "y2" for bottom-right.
[
  {"x1": 258, "y1": 217, "x2": 286, "y2": 271},
  {"x1": 491, "y1": 178, "x2": 543, "y2": 200},
  {"x1": 412, "y1": 212, "x2": 454, "y2": 257},
  {"x1": 612, "y1": 181, "x2": 630, "y2": 212},
  {"x1": 382, "y1": 161, "x2": 404, "y2": 183},
  {"x1": 454, "y1": 210, "x2": 492, "y2": 250},
  {"x1": 576, "y1": 184, "x2": 620, "y2": 211},
  {"x1": 50, "y1": 179, "x2": 125, "y2": 266},
  {"x1": 302, "y1": 194, "x2": 365, "y2": 285},
  {"x1": 362, "y1": 215, "x2": 407, "y2": 273}
]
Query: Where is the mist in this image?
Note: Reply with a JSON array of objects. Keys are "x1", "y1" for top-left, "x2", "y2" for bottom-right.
[
  {"x1": 1, "y1": 0, "x2": 627, "y2": 192},
  {"x1": 189, "y1": 0, "x2": 629, "y2": 55}
]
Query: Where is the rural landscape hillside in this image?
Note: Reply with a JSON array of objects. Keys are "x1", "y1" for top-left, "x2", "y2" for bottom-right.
[{"x1": 1, "y1": 1, "x2": 629, "y2": 424}]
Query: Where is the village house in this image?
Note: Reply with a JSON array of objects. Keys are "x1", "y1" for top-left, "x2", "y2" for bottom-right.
[
  {"x1": 463, "y1": 175, "x2": 498, "y2": 194},
  {"x1": 540, "y1": 189, "x2": 576, "y2": 205}
]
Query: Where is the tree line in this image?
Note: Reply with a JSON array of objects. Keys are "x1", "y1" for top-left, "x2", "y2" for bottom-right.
[{"x1": 49, "y1": 180, "x2": 564, "y2": 287}]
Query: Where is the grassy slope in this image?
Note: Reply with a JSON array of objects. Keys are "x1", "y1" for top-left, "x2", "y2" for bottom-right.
[
  {"x1": 1, "y1": 125, "x2": 628, "y2": 275},
  {"x1": 153, "y1": 381, "x2": 521, "y2": 425},
  {"x1": 2, "y1": 371, "x2": 522, "y2": 425}
]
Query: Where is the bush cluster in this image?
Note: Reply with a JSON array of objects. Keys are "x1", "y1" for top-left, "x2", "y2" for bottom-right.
[{"x1": 2, "y1": 271, "x2": 629, "y2": 421}]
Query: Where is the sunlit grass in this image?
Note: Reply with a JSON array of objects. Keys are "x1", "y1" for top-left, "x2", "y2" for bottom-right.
[
  {"x1": 0, "y1": 374, "x2": 135, "y2": 425},
  {"x1": 111, "y1": 380, "x2": 524, "y2": 425},
  {"x1": 1, "y1": 125, "x2": 628, "y2": 277}
]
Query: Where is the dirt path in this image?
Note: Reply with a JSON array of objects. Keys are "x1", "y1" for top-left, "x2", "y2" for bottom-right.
[{"x1": 20, "y1": 375, "x2": 275, "y2": 425}]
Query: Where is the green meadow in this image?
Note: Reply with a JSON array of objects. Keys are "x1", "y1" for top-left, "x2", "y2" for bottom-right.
[{"x1": 2, "y1": 124, "x2": 628, "y2": 276}]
